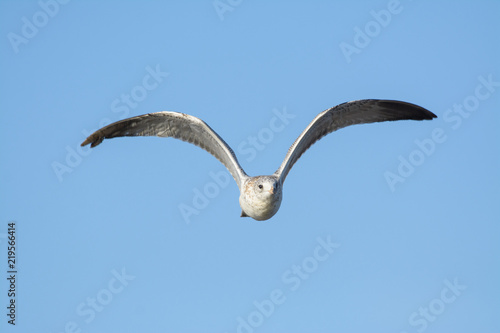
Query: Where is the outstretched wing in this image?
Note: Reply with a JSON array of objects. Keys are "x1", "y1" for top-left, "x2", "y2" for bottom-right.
[
  {"x1": 274, "y1": 99, "x2": 437, "y2": 182},
  {"x1": 81, "y1": 112, "x2": 248, "y2": 188}
]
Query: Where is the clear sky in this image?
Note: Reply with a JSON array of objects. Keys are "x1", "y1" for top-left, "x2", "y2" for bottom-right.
[{"x1": 1, "y1": 1, "x2": 499, "y2": 332}]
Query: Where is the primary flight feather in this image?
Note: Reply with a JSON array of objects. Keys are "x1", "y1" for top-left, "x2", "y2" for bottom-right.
[{"x1": 81, "y1": 99, "x2": 436, "y2": 220}]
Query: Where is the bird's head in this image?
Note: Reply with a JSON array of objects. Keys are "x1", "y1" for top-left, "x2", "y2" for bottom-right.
[{"x1": 249, "y1": 176, "x2": 280, "y2": 200}]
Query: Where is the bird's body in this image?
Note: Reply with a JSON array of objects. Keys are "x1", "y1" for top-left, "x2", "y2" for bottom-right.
[
  {"x1": 81, "y1": 99, "x2": 436, "y2": 220},
  {"x1": 239, "y1": 175, "x2": 282, "y2": 221}
]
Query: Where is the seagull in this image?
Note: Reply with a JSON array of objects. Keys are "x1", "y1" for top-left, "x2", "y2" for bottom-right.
[{"x1": 81, "y1": 99, "x2": 436, "y2": 220}]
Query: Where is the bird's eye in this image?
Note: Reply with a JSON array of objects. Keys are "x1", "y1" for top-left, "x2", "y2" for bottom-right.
[{"x1": 258, "y1": 184, "x2": 263, "y2": 189}]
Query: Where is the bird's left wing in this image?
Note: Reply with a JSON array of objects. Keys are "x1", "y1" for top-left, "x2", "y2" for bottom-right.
[
  {"x1": 81, "y1": 112, "x2": 248, "y2": 188},
  {"x1": 274, "y1": 99, "x2": 437, "y2": 183}
]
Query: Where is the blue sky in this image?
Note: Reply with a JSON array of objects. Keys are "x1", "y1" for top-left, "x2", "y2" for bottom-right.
[{"x1": 1, "y1": 1, "x2": 499, "y2": 332}]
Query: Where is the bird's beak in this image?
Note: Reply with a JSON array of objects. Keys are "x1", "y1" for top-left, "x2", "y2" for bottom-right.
[{"x1": 268, "y1": 188, "x2": 274, "y2": 194}]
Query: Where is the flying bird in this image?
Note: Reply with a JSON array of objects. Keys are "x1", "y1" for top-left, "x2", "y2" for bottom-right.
[{"x1": 81, "y1": 99, "x2": 436, "y2": 220}]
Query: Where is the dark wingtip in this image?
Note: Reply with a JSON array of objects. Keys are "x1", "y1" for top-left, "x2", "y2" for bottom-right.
[
  {"x1": 417, "y1": 105, "x2": 437, "y2": 120},
  {"x1": 80, "y1": 135, "x2": 103, "y2": 148},
  {"x1": 378, "y1": 100, "x2": 437, "y2": 121},
  {"x1": 422, "y1": 109, "x2": 437, "y2": 120},
  {"x1": 418, "y1": 109, "x2": 437, "y2": 120}
]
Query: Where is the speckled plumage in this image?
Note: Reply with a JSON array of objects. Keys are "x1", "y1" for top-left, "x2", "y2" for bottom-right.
[{"x1": 81, "y1": 99, "x2": 436, "y2": 220}]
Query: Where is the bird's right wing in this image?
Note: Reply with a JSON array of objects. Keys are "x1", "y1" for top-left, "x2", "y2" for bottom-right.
[
  {"x1": 81, "y1": 112, "x2": 248, "y2": 189},
  {"x1": 274, "y1": 99, "x2": 436, "y2": 183}
]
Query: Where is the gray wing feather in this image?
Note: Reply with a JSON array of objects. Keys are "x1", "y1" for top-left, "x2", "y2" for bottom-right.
[
  {"x1": 274, "y1": 99, "x2": 437, "y2": 182},
  {"x1": 81, "y1": 112, "x2": 248, "y2": 188}
]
